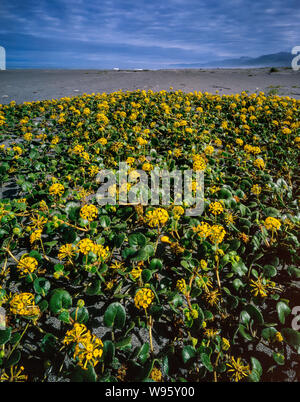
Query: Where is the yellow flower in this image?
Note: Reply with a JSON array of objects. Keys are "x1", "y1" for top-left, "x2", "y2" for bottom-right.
[
  {"x1": 77, "y1": 238, "x2": 95, "y2": 255},
  {"x1": 49, "y1": 183, "x2": 65, "y2": 197},
  {"x1": 192, "y1": 222, "x2": 211, "y2": 239},
  {"x1": 209, "y1": 224, "x2": 226, "y2": 244},
  {"x1": 110, "y1": 261, "x2": 125, "y2": 270},
  {"x1": 145, "y1": 208, "x2": 169, "y2": 228},
  {"x1": 204, "y1": 145, "x2": 214, "y2": 155},
  {"x1": 98, "y1": 137, "x2": 107, "y2": 145},
  {"x1": 200, "y1": 259, "x2": 208, "y2": 270},
  {"x1": 161, "y1": 235, "x2": 171, "y2": 243},
  {"x1": 173, "y1": 205, "x2": 185, "y2": 219},
  {"x1": 205, "y1": 289, "x2": 221, "y2": 306},
  {"x1": 209, "y1": 201, "x2": 224, "y2": 215},
  {"x1": 88, "y1": 165, "x2": 99, "y2": 176},
  {"x1": 275, "y1": 332, "x2": 283, "y2": 342},
  {"x1": 80, "y1": 204, "x2": 98, "y2": 222},
  {"x1": 251, "y1": 184, "x2": 261, "y2": 195},
  {"x1": 93, "y1": 244, "x2": 110, "y2": 261},
  {"x1": 130, "y1": 267, "x2": 142, "y2": 280},
  {"x1": 250, "y1": 277, "x2": 268, "y2": 297},
  {"x1": 10, "y1": 293, "x2": 40, "y2": 318},
  {"x1": 253, "y1": 158, "x2": 265, "y2": 169},
  {"x1": 222, "y1": 337, "x2": 230, "y2": 351},
  {"x1": 226, "y1": 357, "x2": 250, "y2": 382},
  {"x1": 58, "y1": 244, "x2": 76, "y2": 260},
  {"x1": 17, "y1": 256, "x2": 38, "y2": 276},
  {"x1": 264, "y1": 217, "x2": 281, "y2": 231},
  {"x1": 150, "y1": 367, "x2": 162, "y2": 382},
  {"x1": 204, "y1": 328, "x2": 219, "y2": 339},
  {"x1": 30, "y1": 229, "x2": 42, "y2": 244},
  {"x1": 142, "y1": 162, "x2": 153, "y2": 172},
  {"x1": 134, "y1": 288, "x2": 154, "y2": 309},
  {"x1": 63, "y1": 323, "x2": 90, "y2": 345},
  {"x1": 176, "y1": 278, "x2": 187, "y2": 293},
  {"x1": 73, "y1": 334, "x2": 104, "y2": 369},
  {"x1": 193, "y1": 155, "x2": 207, "y2": 171}
]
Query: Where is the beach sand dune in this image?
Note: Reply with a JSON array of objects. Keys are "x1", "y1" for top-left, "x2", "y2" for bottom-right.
[{"x1": 0, "y1": 67, "x2": 299, "y2": 104}]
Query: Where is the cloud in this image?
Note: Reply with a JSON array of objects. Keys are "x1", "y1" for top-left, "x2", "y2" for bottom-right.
[{"x1": 0, "y1": 0, "x2": 299, "y2": 68}]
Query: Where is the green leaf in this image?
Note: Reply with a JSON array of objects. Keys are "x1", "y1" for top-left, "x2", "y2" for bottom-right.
[
  {"x1": 5, "y1": 349, "x2": 21, "y2": 368},
  {"x1": 103, "y1": 340, "x2": 115, "y2": 365},
  {"x1": 0, "y1": 328, "x2": 11, "y2": 345},
  {"x1": 238, "y1": 324, "x2": 253, "y2": 341},
  {"x1": 263, "y1": 265, "x2": 277, "y2": 278},
  {"x1": 33, "y1": 277, "x2": 51, "y2": 296},
  {"x1": 287, "y1": 266, "x2": 300, "y2": 279},
  {"x1": 149, "y1": 258, "x2": 163, "y2": 270},
  {"x1": 85, "y1": 279, "x2": 101, "y2": 296},
  {"x1": 58, "y1": 310, "x2": 71, "y2": 323},
  {"x1": 131, "y1": 247, "x2": 148, "y2": 262},
  {"x1": 115, "y1": 336, "x2": 131, "y2": 349},
  {"x1": 61, "y1": 227, "x2": 77, "y2": 243},
  {"x1": 182, "y1": 345, "x2": 195, "y2": 364},
  {"x1": 141, "y1": 269, "x2": 152, "y2": 283},
  {"x1": 103, "y1": 302, "x2": 126, "y2": 330},
  {"x1": 200, "y1": 353, "x2": 213, "y2": 372},
  {"x1": 281, "y1": 328, "x2": 300, "y2": 350},
  {"x1": 128, "y1": 233, "x2": 147, "y2": 248},
  {"x1": 231, "y1": 260, "x2": 248, "y2": 277},
  {"x1": 244, "y1": 304, "x2": 264, "y2": 325},
  {"x1": 41, "y1": 333, "x2": 57, "y2": 354},
  {"x1": 262, "y1": 327, "x2": 277, "y2": 341},
  {"x1": 276, "y1": 301, "x2": 291, "y2": 324},
  {"x1": 233, "y1": 278, "x2": 245, "y2": 291},
  {"x1": 250, "y1": 357, "x2": 262, "y2": 376},
  {"x1": 99, "y1": 215, "x2": 111, "y2": 228},
  {"x1": 49, "y1": 289, "x2": 72, "y2": 314},
  {"x1": 137, "y1": 342, "x2": 150, "y2": 365},
  {"x1": 70, "y1": 363, "x2": 97, "y2": 382},
  {"x1": 273, "y1": 352, "x2": 285, "y2": 365},
  {"x1": 113, "y1": 233, "x2": 126, "y2": 248},
  {"x1": 70, "y1": 307, "x2": 89, "y2": 324}
]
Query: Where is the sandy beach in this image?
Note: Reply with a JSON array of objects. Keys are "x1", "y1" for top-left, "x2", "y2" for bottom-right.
[{"x1": 0, "y1": 67, "x2": 299, "y2": 104}]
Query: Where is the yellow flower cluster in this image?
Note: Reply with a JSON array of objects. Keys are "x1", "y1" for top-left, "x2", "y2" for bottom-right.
[
  {"x1": 144, "y1": 208, "x2": 169, "y2": 228},
  {"x1": 176, "y1": 278, "x2": 187, "y2": 293},
  {"x1": 58, "y1": 243, "x2": 77, "y2": 260},
  {"x1": 209, "y1": 201, "x2": 224, "y2": 215},
  {"x1": 192, "y1": 154, "x2": 207, "y2": 171},
  {"x1": 192, "y1": 222, "x2": 226, "y2": 244},
  {"x1": 134, "y1": 287, "x2": 155, "y2": 309},
  {"x1": 226, "y1": 356, "x2": 250, "y2": 382},
  {"x1": 49, "y1": 182, "x2": 65, "y2": 197},
  {"x1": 264, "y1": 217, "x2": 281, "y2": 231},
  {"x1": 17, "y1": 255, "x2": 38, "y2": 276},
  {"x1": 63, "y1": 323, "x2": 103, "y2": 370},
  {"x1": 80, "y1": 204, "x2": 98, "y2": 222},
  {"x1": 10, "y1": 293, "x2": 40, "y2": 318},
  {"x1": 251, "y1": 184, "x2": 261, "y2": 195},
  {"x1": 77, "y1": 238, "x2": 110, "y2": 260}
]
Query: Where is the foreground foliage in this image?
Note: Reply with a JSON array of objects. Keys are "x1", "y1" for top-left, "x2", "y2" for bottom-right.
[{"x1": 0, "y1": 89, "x2": 299, "y2": 382}]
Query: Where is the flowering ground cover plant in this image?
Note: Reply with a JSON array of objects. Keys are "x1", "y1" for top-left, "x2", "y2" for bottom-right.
[{"x1": 0, "y1": 89, "x2": 299, "y2": 382}]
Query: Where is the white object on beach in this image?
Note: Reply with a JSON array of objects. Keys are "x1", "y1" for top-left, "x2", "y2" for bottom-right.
[
  {"x1": 0, "y1": 46, "x2": 6, "y2": 70},
  {"x1": 113, "y1": 68, "x2": 120, "y2": 71}
]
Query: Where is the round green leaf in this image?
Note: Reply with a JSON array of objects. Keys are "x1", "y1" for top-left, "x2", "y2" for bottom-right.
[
  {"x1": 276, "y1": 301, "x2": 291, "y2": 324},
  {"x1": 103, "y1": 302, "x2": 126, "y2": 330},
  {"x1": 49, "y1": 289, "x2": 72, "y2": 314}
]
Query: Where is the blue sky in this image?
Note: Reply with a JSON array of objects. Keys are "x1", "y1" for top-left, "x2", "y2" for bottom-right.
[{"x1": 0, "y1": 0, "x2": 299, "y2": 69}]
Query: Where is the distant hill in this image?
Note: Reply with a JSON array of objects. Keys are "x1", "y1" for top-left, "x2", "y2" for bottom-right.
[{"x1": 170, "y1": 51, "x2": 293, "y2": 68}]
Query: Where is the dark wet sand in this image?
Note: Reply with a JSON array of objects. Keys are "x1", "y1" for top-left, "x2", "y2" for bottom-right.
[{"x1": 0, "y1": 67, "x2": 300, "y2": 104}]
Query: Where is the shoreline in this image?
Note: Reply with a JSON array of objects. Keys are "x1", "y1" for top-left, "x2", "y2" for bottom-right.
[{"x1": 0, "y1": 67, "x2": 299, "y2": 104}]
